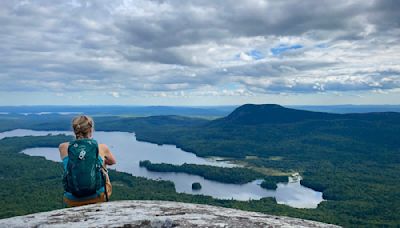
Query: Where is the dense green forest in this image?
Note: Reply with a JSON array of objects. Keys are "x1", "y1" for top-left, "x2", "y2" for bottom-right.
[
  {"x1": 0, "y1": 104, "x2": 399, "y2": 226},
  {"x1": 260, "y1": 176, "x2": 288, "y2": 190},
  {"x1": 0, "y1": 135, "x2": 339, "y2": 225},
  {"x1": 139, "y1": 160, "x2": 287, "y2": 187}
]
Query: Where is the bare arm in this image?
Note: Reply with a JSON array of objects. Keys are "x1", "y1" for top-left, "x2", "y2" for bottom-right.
[
  {"x1": 58, "y1": 142, "x2": 69, "y2": 160},
  {"x1": 99, "y1": 144, "x2": 116, "y2": 165}
]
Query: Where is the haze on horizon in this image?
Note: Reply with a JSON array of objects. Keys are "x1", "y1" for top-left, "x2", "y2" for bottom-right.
[{"x1": 1, "y1": 0, "x2": 399, "y2": 106}]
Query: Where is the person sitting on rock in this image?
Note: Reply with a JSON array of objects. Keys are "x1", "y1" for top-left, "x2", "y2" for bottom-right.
[{"x1": 59, "y1": 115, "x2": 116, "y2": 207}]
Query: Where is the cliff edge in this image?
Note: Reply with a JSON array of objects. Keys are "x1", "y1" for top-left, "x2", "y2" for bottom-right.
[{"x1": 0, "y1": 200, "x2": 339, "y2": 227}]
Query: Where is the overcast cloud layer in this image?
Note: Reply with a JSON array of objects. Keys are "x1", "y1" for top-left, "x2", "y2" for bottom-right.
[{"x1": 1, "y1": 0, "x2": 399, "y2": 105}]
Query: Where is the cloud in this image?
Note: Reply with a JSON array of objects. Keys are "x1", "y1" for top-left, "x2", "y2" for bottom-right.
[
  {"x1": 109, "y1": 91, "x2": 120, "y2": 98},
  {"x1": 0, "y1": 0, "x2": 400, "y2": 102},
  {"x1": 238, "y1": 52, "x2": 253, "y2": 61}
]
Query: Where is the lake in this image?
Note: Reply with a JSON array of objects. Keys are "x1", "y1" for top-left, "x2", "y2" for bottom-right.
[{"x1": 1, "y1": 129, "x2": 323, "y2": 208}]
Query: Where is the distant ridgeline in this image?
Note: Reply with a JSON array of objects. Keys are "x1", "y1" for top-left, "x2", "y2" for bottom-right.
[
  {"x1": 0, "y1": 104, "x2": 399, "y2": 226},
  {"x1": 0, "y1": 106, "x2": 236, "y2": 117},
  {"x1": 211, "y1": 103, "x2": 400, "y2": 125}
]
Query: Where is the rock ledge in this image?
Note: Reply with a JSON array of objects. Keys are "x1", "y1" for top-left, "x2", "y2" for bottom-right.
[{"x1": 0, "y1": 200, "x2": 340, "y2": 227}]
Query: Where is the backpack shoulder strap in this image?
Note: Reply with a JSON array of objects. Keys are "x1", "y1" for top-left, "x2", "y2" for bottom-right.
[
  {"x1": 89, "y1": 139, "x2": 100, "y2": 159},
  {"x1": 87, "y1": 139, "x2": 108, "y2": 201},
  {"x1": 67, "y1": 139, "x2": 78, "y2": 155},
  {"x1": 90, "y1": 139, "x2": 109, "y2": 202}
]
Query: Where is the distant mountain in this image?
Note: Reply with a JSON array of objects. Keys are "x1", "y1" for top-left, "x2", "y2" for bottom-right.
[
  {"x1": 210, "y1": 104, "x2": 334, "y2": 125},
  {"x1": 210, "y1": 104, "x2": 400, "y2": 125},
  {"x1": 0, "y1": 105, "x2": 236, "y2": 117}
]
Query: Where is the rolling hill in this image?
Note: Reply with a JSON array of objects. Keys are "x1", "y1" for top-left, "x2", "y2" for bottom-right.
[
  {"x1": 0, "y1": 104, "x2": 399, "y2": 226},
  {"x1": 210, "y1": 103, "x2": 400, "y2": 125}
]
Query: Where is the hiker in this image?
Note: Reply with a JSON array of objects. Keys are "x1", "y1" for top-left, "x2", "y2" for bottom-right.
[{"x1": 58, "y1": 115, "x2": 116, "y2": 207}]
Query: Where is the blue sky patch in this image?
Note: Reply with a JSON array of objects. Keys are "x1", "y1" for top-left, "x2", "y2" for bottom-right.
[
  {"x1": 248, "y1": 50, "x2": 264, "y2": 60},
  {"x1": 235, "y1": 49, "x2": 264, "y2": 60},
  {"x1": 271, "y1": 44, "x2": 303, "y2": 55}
]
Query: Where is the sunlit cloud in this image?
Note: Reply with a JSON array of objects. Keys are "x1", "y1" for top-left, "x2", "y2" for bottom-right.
[{"x1": 0, "y1": 0, "x2": 399, "y2": 105}]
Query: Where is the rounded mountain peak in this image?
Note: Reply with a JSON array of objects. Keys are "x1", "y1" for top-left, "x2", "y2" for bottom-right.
[{"x1": 213, "y1": 103, "x2": 333, "y2": 125}]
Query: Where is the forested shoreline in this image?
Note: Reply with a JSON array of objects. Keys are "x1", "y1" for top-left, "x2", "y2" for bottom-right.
[
  {"x1": 139, "y1": 160, "x2": 288, "y2": 189},
  {"x1": 1, "y1": 106, "x2": 399, "y2": 226}
]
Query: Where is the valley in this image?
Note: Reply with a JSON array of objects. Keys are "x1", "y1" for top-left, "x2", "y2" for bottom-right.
[{"x1": 0, "y1": 104, "x2": 399, "y2": 226}]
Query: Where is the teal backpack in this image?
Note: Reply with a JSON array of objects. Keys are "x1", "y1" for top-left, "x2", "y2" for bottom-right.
[{"x1": 63, "y1": 139, "x2": 105, "y2": 198}]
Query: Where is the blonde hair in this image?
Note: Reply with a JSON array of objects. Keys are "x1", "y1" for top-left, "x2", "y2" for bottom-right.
[{"x1": 72, "y1": 115, "x2": 94, "y2": 139}]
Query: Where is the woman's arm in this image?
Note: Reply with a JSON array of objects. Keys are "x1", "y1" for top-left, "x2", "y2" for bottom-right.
[
  {"x1": 99, "y1": 144, "x2": 116, "y2": 165},
  {"x1": 58, "y1": 142, "x2": 68, "y2": 160}
]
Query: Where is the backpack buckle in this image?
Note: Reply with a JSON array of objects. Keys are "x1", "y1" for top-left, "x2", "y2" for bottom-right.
[{"x1": 78, "y1": 149, "x2": 86, "y2": 160}]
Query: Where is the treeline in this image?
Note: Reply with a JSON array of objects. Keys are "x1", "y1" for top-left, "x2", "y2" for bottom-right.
[
  {"x1": 112, "y1": 115, "x2": 400, "y2": 226},
  {"x1": 0, "y1": 135, "x2": 181, "y2": 218},
  {"x1": 1, "y1": 111, "x2": 400, "y2": 226},
  {"x1": 139, "y1": 160, "x2": 288, "y2": 188},
  {"x1": 139, "y1": 160, "x2": 263, "y2": 184},
  {"x1": 260, "y1": 176, "x2": 288, "y2": 190},
  {"x1": 2, "y1": 135, "x2": 397, "y2": 226},
  {"x1": 0, "y1": 135, "x2": 317, "y2": 224}
]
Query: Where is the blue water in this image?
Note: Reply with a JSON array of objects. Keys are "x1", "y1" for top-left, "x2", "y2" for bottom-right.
[{"x1": 1, "y1": 129, "x2": 324, "y2": 208}]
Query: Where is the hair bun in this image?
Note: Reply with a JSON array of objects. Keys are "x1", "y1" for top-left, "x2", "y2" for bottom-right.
[{"x1": 72, "y1": 115, "x2": 94, "y2": 139}]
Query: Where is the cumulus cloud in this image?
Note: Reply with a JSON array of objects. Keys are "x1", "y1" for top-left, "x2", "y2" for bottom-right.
[
  {"x1": 109, "y1": 91, "x2": 120, "y2": 98},
  {"x1": 0, "y1": 0, "x2": 399, "y2": 100}
]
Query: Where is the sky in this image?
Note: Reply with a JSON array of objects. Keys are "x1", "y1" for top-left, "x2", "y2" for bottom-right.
[{"x1": 0, "y1": 0, "x2": 400, "y2": 106}]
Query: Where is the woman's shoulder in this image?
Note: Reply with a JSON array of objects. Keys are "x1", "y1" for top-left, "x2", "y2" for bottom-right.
[
  {"x1": 59, "y1": 142, "x2": 69, "y2": 150},
  {"x1": 59, "y1": 142, "x2": 69, "y2": 160},
  {"x1": 98, "y1": 143, "x2": 110, "y2": 152},
  {"x1": 98, "y1": 143, "x2": 116, "y2": 165}
]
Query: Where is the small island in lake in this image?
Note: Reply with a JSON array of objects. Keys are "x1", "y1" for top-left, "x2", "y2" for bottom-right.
[
  {"x1": 192, "y1": 182, "x2": 202, "y2": 190},
  {"x1": 260, "y1": 176, "x2": 288, "y2": 190}
]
